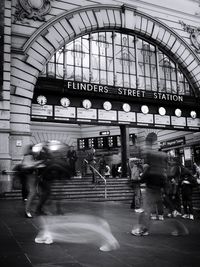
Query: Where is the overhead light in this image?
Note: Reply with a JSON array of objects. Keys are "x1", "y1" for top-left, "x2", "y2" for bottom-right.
[
  {"x1": 190, "y1": 111, "x2": 197, "y2": 119},
  {"x1": 175, "y1": 108, "x2": 182, "y2": 117},
  {"x1": 141, "y1": 105, "x2": 149, "y2": 114},
  {"x1": 158, "y1": 107, "x2": 166, "y2": 116}
]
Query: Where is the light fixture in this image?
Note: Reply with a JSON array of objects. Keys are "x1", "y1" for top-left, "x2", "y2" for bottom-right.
[
  {"x1": 103, "y1": 101, "x2": 112, "y2": 111},
  {"x1": 175, "y1": 108, "x2": 182, "y2": 117},
  {"x1": 37, "y1": 95, "x2": 47, "y2": 106},
  {"x1": 82, "y1": 99, "x2": 92, "y2": 109},
  {"x1": 190, "y1": 111, "x2": 197, "y2": 119},
  {"x1": 141, "y1": 105, "x2": 149, "y2": 114},
  {"x1": 158, "y1": 107, "x2": 166, "y2": 116},
  {"x1": 60, "y1": 97, "x2": 70, "y2": 108},
  {"x1": 122, "y1": 103, "x2": 131, "y2": 113}
]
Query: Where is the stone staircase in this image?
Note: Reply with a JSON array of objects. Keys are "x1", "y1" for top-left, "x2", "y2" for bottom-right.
[{"x1": 0, "y1": 176, "x2": 134, "y2": 202}]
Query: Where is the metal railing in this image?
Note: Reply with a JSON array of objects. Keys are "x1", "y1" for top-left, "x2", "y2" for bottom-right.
[{"x1": 84, "y1": 159, "x2": 107, "y2": 199}]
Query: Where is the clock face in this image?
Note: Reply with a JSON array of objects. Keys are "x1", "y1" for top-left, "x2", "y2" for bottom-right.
[
  {"x1": 103, "y1": 101, "x2": 112, "y2": 111},
  {"x1": 82, "y1": 99, "x2": 92, "y2": 109},
  {"x1": 60, "y1": 97, "x2": 70, "y2": 107},
  {"x1": 158, "y1": 107, "x2": 166, "y2": 116},
  {"x1": 175, "y1": 108, "x2": 182, "y2": 117},
  {"x1": 141, "y1": 105, "x2": 149, "y2": 114},
  {"x1": 190, "y1": 111, "x2": 196, "y2": 119},
  {"x1": 37, "y1": 95, "x2": 47, "y2": 106},
  {"x1": 123, "y1": 103, "x2": 131, "y2": 113}
]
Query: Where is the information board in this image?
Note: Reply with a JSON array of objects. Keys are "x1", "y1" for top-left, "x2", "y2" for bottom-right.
[
  {"x1": 118, "y1": 111, "x2": 136, "y2": 122},
  {"x1": 171, "y1": 116, "x2": 186, "y2": 126},
  {"x1": 77, "y1": 108, "x2": 97, "y2": 120},
  {"x1": 154, "y1": 114, "x2": 170, "y2": 125},
  {"x1": 54, "y1": 106, "x2": 76, "y2": 118},
  {"x1": 98, "y1": 110, "x2": 117, "y2": 121},
  {"x1": 31, "y1": 104, "x2": 53, "y2": 117},
  {"x1": 137, "y1": 113, "x2": 154, "y2": 124}
]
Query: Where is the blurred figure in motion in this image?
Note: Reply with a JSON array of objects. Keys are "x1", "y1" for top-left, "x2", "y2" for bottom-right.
[
  {"x1": 67, "y1": 145, "x2": 78, "y2": 177},
  {"x1": 86, "y1": 148, "x2": 97, "y2": 184},
  {"x1": 35, "y1": 142, "x2": 71, "y2": 215},
  {"x1": 179, "y1": 165, "x2": 198, "y2": 220},
  {"x1": 128, "y1": 158, "x2": 143, "y2": 213},
  {"x1": 22, "y1": 144, "x2": 44, "y2": 218},
  {"x1": 34, "y1": 214, "x2": 120, "y2": 252},
  {"x1": 131, "y1": 148, "x2": 168, "y2": 236},
  {"x1": 12, "y1": 163, "x2": 28, "y2": 201},
  {"x1": 98, "y1": 155, "x2": 107, "y2": 176},
  {"x1": 163, "y1": 157, "x2": 182, "y2": 218}
]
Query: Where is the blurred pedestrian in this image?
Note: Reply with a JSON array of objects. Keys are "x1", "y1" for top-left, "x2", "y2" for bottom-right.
[
  {"x1": 22, "y1": 144, "x2": 43, "y2": 218},
  {"x1": 12, "y1": 163, "x2": 28, "y2": 201},
  {"x1": 67, "y1": 146, "x2": 77, "y2": 176},
  {"x1": 128, "y1": 158, "x2": 143, "y2": 213},
  {"x1": 98, "y1": 155, "x2": 107, "y2": 176},
  {"x1": 131, "y1": 149, "x2": 168, "y2": 236},
  {"x1": 179, "y1": 165, "x2": 197, "y2": 220},
  {"x1": 86, "y1": 148, "x2": 97, "y2": 184}
]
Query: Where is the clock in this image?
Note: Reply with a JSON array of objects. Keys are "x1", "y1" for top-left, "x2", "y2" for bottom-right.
[
  {"x1": 37, "y1": 95, "x2": 47, "y2": 106},
  {"x1": 190, "y1": 111, "x2": 196, "y2": 119},
  {"x1": 103, "y1": 101, "x2": 112, "y2": 111},
  {"x1": 158, "y1": 107, "x2": 166, "y2": 116},
  {"x1": 141, "y1": 105, "x2": 149, "y2": 114},
  {"x1": 175, "y1": 108, "x2": 182, "y2": 117},
  {"x1": 122, "y1": 103, "x2": 131, "y2": 113},
  {"x1": 82, "y1": 99, "x2": 92, "y2": 109},
  {"x1": 60, "y1": 97, "x2": 70, "y2": 108}
]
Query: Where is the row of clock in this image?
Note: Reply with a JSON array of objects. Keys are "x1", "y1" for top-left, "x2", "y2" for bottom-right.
[{"x1": 36, "y1": 95, "x2": 198, "y2": 118}]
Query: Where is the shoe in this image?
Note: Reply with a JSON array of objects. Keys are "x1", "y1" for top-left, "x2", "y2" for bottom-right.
[
  {"x1": 189, "y1": 214, "x2": 194, "y2": 220},
  {"x1": 25, "y1": 211, "x2": 32, "y2": 218},
  {"x1": 172, "y1": 210, "x2": 182, "y2": 217},
  {"x1": 131, "y1": 228, "x2": 149, "y2": 236},
  {"x1": 182, "y1": 214, "x2": 189, "y2": 219},
  {"x1": 134, "y1": 208, "x2": 144, "y2": 213},
  {"x1": 158, "y1": 215, "x2": 164, "y2": 221},
  {"x1": 150, "y1": 214, "x2": 157, "y2": 220},
  {"x1": 171, "y1": 230, "x2": 180, "y2": 236},
  {"x1": 23, "y1": 198, "x2": 27, "y2": 202},
  {"x1": 35, "y1": 233, "x2": 53, "y2": 244}
]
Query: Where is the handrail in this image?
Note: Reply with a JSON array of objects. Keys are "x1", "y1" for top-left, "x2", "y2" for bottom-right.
[{"x1": 84, "y1": 159, "x2": 107, "y2": 199}]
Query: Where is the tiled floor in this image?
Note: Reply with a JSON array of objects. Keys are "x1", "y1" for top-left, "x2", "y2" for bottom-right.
[{"x1": 0, "y1": 199, "x2": 200, "y2": 267}]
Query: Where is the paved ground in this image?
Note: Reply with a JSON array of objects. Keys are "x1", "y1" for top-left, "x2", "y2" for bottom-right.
[{"x1": 0, "y1": 199, "x2": 200, "y2": 267}]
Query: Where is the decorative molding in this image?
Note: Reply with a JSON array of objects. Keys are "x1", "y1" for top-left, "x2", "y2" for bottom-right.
[
  {"x1": 179, "y1": 20, "x2": 200, "y2": 53},
  {"x1": 14, "y1": 0, "x2": 52, "y2": 23}
]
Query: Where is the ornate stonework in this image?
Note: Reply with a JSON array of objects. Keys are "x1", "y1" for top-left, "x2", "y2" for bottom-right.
[
  {"x1": 179, "y1": 21, "x2": 200, "y2": 53},
  {"x1": 14, "y1": 0, "x2": 52, "y2": 23}
]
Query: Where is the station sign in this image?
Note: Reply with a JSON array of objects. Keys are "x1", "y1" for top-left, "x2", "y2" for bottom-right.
[{"x1": 64, "y1": 80, "x2": 185, "y2": 103}]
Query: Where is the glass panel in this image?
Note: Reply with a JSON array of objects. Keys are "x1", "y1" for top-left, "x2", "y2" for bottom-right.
[
  {"x1": 56, "y1": 64, "x2": 63, "y2": 78},
  {"x1": 100, "y1": 56, "x2": 106, "y2": 70},
  {"x1": 100, "y1": 71, "x2": 107, "y2": 84},
  {"x1": 39, "y1": 31, "x2": 193, "y2": 96},
  {"x1": 66, "y1": 65, "x2": 74, "y2": 80}
]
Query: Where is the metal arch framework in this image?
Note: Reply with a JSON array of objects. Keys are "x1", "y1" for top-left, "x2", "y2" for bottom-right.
[{"x1": 19, "y1": 4, "x2": 200, "y2": 98}]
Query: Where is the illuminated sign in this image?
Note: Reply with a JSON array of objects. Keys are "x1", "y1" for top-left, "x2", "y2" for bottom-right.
[{"x1": 65, "y1": 81, "x2": 184, "y2": 102}]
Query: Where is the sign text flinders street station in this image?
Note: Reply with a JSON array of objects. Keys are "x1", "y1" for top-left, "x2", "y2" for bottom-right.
[{"x1": 66, "y1": 81, "x2": 184, "y2": 102}]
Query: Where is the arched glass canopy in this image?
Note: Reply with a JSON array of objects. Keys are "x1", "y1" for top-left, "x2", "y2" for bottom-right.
[{"x1": 39, "y1": 31, "x2": 193, "y2": 96}]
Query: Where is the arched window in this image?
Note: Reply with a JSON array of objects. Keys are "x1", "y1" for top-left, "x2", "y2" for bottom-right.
[{"x1": 39, "y1": 31, "x2": 193, "y2": 96}]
